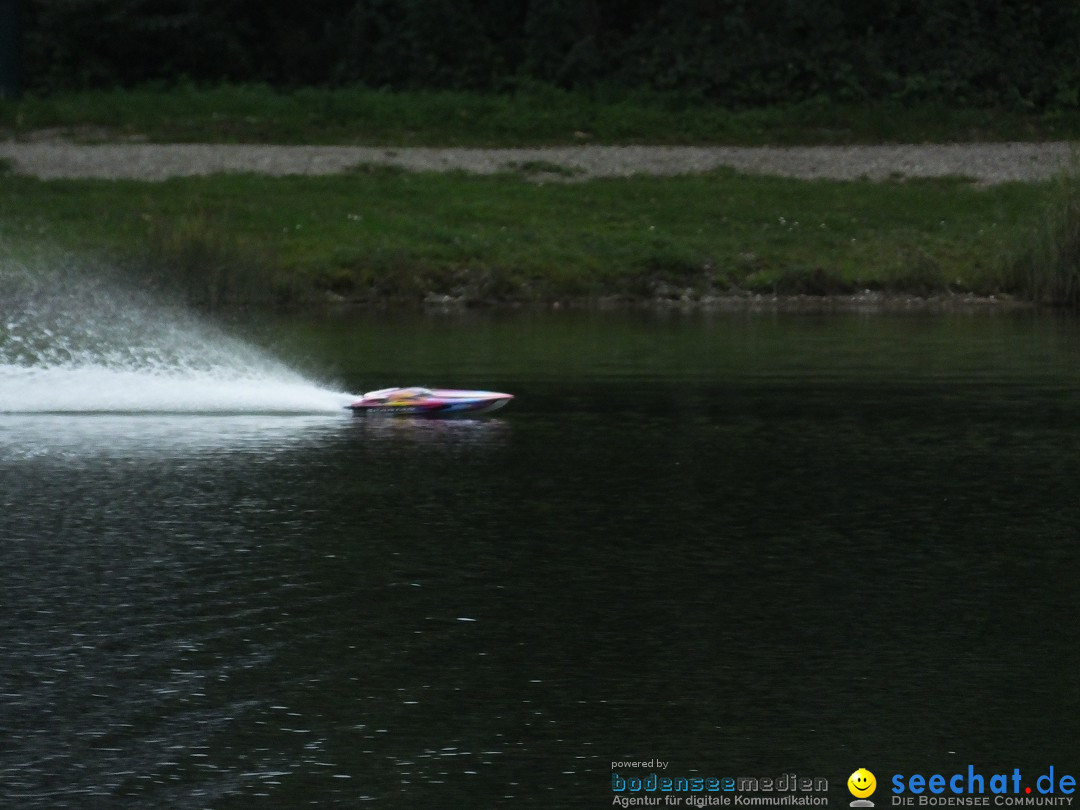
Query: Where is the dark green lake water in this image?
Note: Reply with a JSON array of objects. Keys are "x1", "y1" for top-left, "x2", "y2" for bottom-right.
[{"x1": 2, "y1": 310, "x2": 1079, "y2": 808}]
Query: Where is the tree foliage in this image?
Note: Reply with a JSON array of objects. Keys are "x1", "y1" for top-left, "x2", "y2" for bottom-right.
[{"x1": 21, "y1": 0, "x2": 1080, "y2": 109}]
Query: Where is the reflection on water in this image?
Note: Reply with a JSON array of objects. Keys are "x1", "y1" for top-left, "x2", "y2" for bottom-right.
[
  {"x1": 1, "y1": 408, "x2": 513, "y2": 808},
  {"x1": 0, "y1": 414, "x2": 351, "y2": 459},
  {"x1": 0, "y1": 414, "x2": 511, "y2": 461},
  {"x1": 350, "y1": 415, "x2": 511, "y2": 446},
  {"x1": 2, "y1": 311, "x2": 1079, "y2": 809}
]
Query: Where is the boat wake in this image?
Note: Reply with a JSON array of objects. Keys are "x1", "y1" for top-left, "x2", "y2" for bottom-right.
[
  {"x1": 0, "y1": 261, "x2": 352, "y2": 414},
  {"x1": 0, "y1": 367, "x2": 353, "y2": 414}
]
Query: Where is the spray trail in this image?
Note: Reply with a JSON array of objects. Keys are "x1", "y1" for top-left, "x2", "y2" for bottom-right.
[{"x1": 0, "y1": 261, "x2": 353, "y2": 414}]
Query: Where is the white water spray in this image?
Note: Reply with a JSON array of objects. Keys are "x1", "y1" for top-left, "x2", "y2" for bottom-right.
[{"x1": 0, "y1": 261, "x2": 353, "y2": 414}]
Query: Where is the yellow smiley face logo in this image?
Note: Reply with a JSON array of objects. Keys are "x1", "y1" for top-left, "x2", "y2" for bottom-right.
[{"x1": 848, "y1": 768, "x2": 877, "y2": 798}]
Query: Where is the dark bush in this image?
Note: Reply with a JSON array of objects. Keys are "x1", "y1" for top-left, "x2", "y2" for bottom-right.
[{"x1": 17, "y1": 0, "x2": 1080, "y2": 111}]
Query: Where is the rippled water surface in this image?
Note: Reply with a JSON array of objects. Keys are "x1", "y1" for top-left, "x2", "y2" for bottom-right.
[{"x1": 2, "y1": 309, "x2": 1079, "y2": 808}]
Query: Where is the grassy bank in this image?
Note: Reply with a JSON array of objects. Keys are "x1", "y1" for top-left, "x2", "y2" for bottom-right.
[
  {"x1": 2, "y1": 85, "x2": 1080, "y2": 146},
  {"x1": 0, "y1": 167, "x2": 1061, "y2": 307},
  {"x1": 999, "y1": 169, "x2": 1080, "y2": 307}
]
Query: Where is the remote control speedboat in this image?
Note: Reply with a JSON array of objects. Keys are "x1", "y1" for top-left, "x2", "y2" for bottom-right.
[{"x1": 346, "y1": 387, "x2": 513, "y2": 416}]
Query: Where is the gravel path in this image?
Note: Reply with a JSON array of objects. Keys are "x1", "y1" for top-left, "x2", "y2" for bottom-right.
[{"x1": 0, "y1": 141, "x2": 1074, "y2": 184}]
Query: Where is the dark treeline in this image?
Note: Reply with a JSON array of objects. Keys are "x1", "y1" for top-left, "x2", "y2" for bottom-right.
[{"x1": 22, "y1": 0, "x2": 1080, "y2": 109}]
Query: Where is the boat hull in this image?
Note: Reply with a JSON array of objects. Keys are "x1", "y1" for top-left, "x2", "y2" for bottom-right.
[{"x1": 346, "y1": 387, "x2": 513, "y2": 416}]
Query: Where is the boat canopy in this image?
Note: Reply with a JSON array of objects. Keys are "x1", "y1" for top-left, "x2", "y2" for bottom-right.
[{"x1": 362, "y1": 386, "x2": 433, "y2": 401}]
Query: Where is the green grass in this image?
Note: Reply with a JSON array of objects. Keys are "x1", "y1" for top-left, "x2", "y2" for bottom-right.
[
  {"x1": 2, "y1": 84, "x2": 1080, "y2": 146},
  {"x1": 0, "y1": 168, "x2": 1055, "y2": 307}
]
